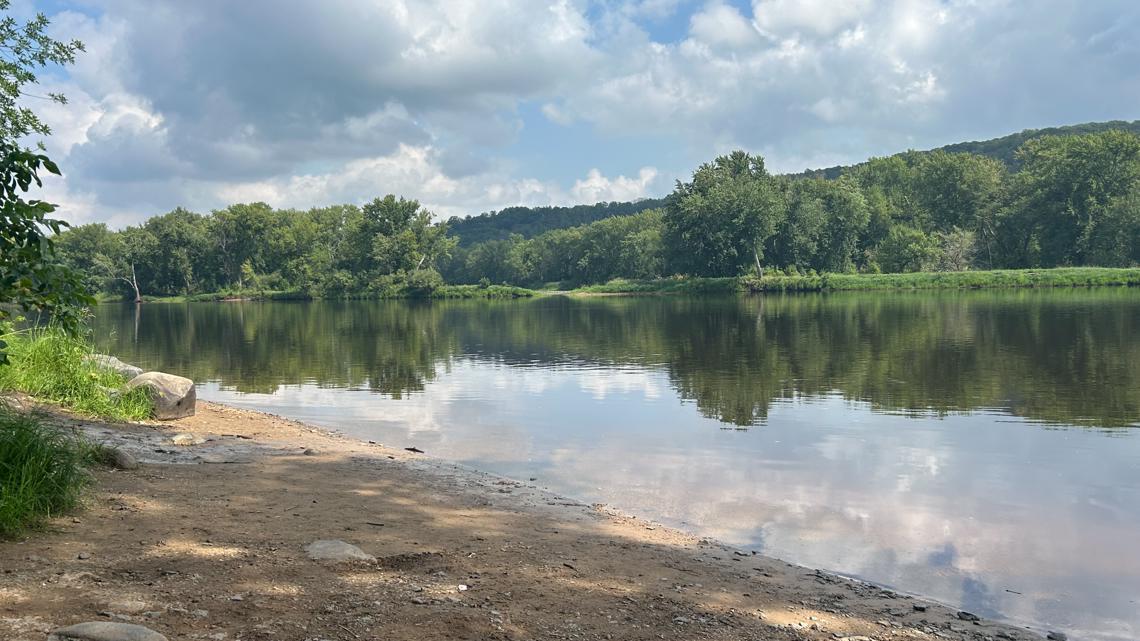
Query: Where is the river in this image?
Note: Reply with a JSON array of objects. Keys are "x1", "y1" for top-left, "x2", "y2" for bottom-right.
[{"x1": 92, "y1": 290, "x2": 1140, "y2": 640}]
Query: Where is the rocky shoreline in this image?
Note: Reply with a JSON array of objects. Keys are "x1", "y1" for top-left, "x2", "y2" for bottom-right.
[{"x1": 0, "y1": 399, "x2": 1049, "y2": 641}]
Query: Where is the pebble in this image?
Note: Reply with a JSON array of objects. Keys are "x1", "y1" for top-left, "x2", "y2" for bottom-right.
[
  {"x1": 302, "y1": 448, "x2": 319, "y2": 456},
  {"x1": 171, "y1": 433, "x2": 205, "y2": 446},
  {"x1": 913, "y1": 604, "x2": 927, "y2": 612},
  {"x1": 1046, "y1": 633, "x2": 1068, "y2": 641},
  {"x1": 78, "y1": 552, "x2": 91, "y2": 560}
]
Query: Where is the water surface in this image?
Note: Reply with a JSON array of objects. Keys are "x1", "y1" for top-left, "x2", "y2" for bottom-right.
[{"x1": 92, "y1": 291, "x2": 1140, "y2": 640}]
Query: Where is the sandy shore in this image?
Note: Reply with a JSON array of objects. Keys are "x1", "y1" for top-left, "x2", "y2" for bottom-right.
[{"x1": 0, "y1": 400, "x2": 1044, "y2": 641}]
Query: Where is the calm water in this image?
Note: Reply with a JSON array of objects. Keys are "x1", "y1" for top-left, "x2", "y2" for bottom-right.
[{"x1": 92, "y1": 291, "x2": 1140, "y2": 640}]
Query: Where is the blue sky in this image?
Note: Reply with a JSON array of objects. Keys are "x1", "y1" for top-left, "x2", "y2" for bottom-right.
[{"x1": 19, "y1": 0, "x2": 1140, "y2": 227}]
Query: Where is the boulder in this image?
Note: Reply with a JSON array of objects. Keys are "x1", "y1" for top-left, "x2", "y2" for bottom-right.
[
  {"x1": 125, "y1": 372, "x2": 196, "y2": 420},
  {"x1": 305, "y1": 539, "x2": 374, "y2": 562},
  {"x1": 86, "y1": 354, "x2": 144, "y2": 380},
  {"x1": 48, "y1": 622, "x2": 168, "y2": 641}
]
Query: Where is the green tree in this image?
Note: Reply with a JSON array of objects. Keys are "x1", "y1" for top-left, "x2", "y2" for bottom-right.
[
  {"x1": 0, "y1": 3, "x2": 88, "y2": 360},
  {"x1": 664, "y1": 151, "x2": 784, "y2": 277},
  {"x1": 876, "y1": 226, "x2": 941, "y2": 273}
]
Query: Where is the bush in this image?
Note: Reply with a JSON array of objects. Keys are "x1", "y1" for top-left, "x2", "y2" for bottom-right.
[
  {"x1": 0, "y1": 408, "x2": 95, "y2": 537},
  {"x1": 0, "y1": 327, "x2": 152, "y2": 421}
]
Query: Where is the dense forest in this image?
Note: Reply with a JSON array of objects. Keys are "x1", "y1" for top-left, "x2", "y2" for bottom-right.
[{"x1": 55, "y1": 124, "x2": 1140, "y2": 299}]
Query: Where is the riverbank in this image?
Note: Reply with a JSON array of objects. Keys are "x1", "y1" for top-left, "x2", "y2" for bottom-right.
[
  {"x1": 0, "y1": 397, "x2": 1045, "y2": 641},
  {"x1": 101, "y1": 267, "x2": 1140, "y2": 304},
  {"x1": 573, "y1": 267, "x2": 1140, "y2": 295}
]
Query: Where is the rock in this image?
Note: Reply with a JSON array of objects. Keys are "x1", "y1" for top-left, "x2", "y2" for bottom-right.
[
  {"x1": 102, "y1": 448, "x2": 139, "y2": 470},
  {"x1": 957, "y1": 611, "x2": 981, "y2": 621},
  {"x1": 86, "y1": 354, "x2": 144, "y2": 380},
  {"x1": 912, "y1": 604, "x2": 927, "y2": 612},
  {"x1": 304, "y1": 539, "x2": 374, "y2": 562},
  {"x1": 170, "y1": 433, "x2": 205, "y2": 446},
  {"x1": 302, "y1": 448, "x2": 319, "y2": 456},
  {"x1": 48, "y1": 622, "x2": 168, "y2": 641},
  {"x1": 77, "y1": 552, "x2": 91, "y2": 560},
  {"x1": 1047, "y1": 633, "x2": 1068, "y2": 641},
  {"x1": 125, "y1": 372, "x2": 196, "y2": 420}
]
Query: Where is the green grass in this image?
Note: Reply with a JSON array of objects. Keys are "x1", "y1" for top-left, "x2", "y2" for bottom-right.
[
  {"x1": 564, "y1": 267, "x2": 1140, "y2": 296},
  {"x1": 0, "y1": 407, "x2": 100, "y2": 537},
  {"x1": 427, "y1": 284, "x2": 538, "y2": 299},
  {"x1": 0, "y1": 327, "x2": 153, "y2": 421},
  {"x1": 571, "y1": 276, "x2": 741, "y2": 295}
]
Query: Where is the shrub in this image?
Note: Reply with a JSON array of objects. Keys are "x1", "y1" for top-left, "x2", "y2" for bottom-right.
[
  {"x1": 0, "y1": 327, "x2": 152, "y2": 421},
  {"x1": 0, "y1": 408, "x2": 95, "y2": 537}
]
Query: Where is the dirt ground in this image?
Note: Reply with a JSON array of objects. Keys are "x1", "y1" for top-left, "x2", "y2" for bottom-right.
[{"x1": 0, "y1": 400, "x2": 1043, "y2": 641}]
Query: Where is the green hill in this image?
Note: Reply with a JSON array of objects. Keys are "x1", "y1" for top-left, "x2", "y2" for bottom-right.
[{"x1": 791, "y1": 119, "x2": 1140, "y2": 180}]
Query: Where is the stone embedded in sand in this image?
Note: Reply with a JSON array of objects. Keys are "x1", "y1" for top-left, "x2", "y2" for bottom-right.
[
  {"x1": 86, "y1": 354, "x2": 144, "y2": 380},
  {"x1": 103, "y1": 447, "x2": 139, "y2": 470},
  {"x1": 305, "y1": 539, "x2": 374, "y2": 562},
  {"x1": 125, "y1": 372, "x2": 196, "y2": 420},
  {"x1": 170, "y1": 433, "x2": 205, "y2": 446},
  {"x1": 48, "y1": 621, "x2": 168, "y2": 641}
]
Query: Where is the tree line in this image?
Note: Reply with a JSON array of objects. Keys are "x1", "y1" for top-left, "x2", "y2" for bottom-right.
[{"x1": 56, "y1": 128, "x2": 1140, "y2": 298}]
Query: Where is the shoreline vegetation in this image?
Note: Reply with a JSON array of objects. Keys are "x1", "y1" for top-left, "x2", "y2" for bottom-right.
[{"x1": 107, "y1": 266, "x2": 1140, "y2": 303}]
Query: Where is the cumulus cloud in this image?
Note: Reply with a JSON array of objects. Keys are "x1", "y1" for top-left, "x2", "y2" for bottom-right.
[{"x1": 26, "y1": 0, "x2": 1140, "y2": 226}]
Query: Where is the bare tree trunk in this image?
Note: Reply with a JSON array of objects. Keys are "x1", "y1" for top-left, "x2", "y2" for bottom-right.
[
  {"x1": 753, "y1": 249, "x2": 764, "y2": 279},
  {"x1": 130, "y1": 263, "x2": 142, "y2": 304}
]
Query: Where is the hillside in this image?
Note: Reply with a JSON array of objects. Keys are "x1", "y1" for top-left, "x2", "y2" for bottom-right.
[
  {"x1": 446, "y1": 120, "x2": 1140, "y2": 243},
  {"x1": 445, "y1": 199, "x2": 667, "y2": 246},
  {"x1": 791, "y1": 119, "x2": 1140, "y2": 180}
]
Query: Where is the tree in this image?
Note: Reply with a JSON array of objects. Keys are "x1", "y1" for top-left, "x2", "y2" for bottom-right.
[
  {"x1": 876, "y1": 226, "x2": 941, "y2": 273},
  {"x1": 0, "y1": 1, "x2": 84, "y2": 143},
  {"x1": 0, "y1": 2, "x2": 87, "y2": 360},
  {"x1": 0, "y1": 143, "x2": 92, "y2": 359},
  {"x1": 663, "y1": 151, "x2": 784, "y2": 277}
]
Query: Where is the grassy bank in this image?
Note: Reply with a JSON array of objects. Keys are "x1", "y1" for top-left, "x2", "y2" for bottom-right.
[
  {"x1": 568, "y1": 267, "x2": 1140, "y2": 296},
  {"x1": 117, "y1": 284, "x2": 538, "y2": 303},
  {"x1": 0, "y1": 328, "x2": 152, "y2": 421},
  {"x1": 0, "y1": 407, "x2": 100, "y2": 537}
]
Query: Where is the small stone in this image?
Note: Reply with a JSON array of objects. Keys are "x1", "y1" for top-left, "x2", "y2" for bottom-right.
[
  {"x1": 78, "y1": 552, "x2": 91, "y2": 560},
  {"x1": 1046, "y1": 633, "x2": 1068, "y2": 641},
  {"x1": 302, "y1": 448, "x2": 319, "y2": 456},
  {"x1": 304, "y1": 539, "x2": 374, "y2": 562},
  {"x1": 171, "y1": 433, "x2": 204, "y2": 446},
  {"x1": 103, "y1": 448, "x2": 139, "y2": 470},
  {"x1": 912, "y1": 604, "x2": 927, "y2": 612},
  {"x1": 957, "y1": 611, "x2": 981, "y2": 622},
  {"x1": 410, "y1": 597, "x2": 429, "y2": 605},
  {"x1": 457, "y1": 584, "x2": 468, "y2": 592},
  {"x1": 672, "y1": 617, "x2": 689, "y2": 625},
  {"x1": 228, "y1": 595, "x2": 243, "y2": 602},
  {"x1": 48, "y1": 621, "x2": 168, "y2": 641},
  {"x1": 191, "y1": 610, "x2": 208, "y2": 618}
]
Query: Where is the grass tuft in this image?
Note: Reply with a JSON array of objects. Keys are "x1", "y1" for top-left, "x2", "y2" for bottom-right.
[
  {"x1": 0, "y1": 327, "x2": 153, "y2": 421},
  {"x1": 0, "y1": 408, "x2": 96, "y2": 537}
]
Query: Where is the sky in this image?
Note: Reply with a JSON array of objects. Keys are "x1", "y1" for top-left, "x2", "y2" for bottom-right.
[{"x1": 16, "y1": 0, "x2": 1140, "y2": 227}]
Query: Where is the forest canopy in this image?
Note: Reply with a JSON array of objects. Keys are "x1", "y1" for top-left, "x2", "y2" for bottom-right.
[{"x1": 55, "y1": 125, "x2": 1140, "y2": 299}]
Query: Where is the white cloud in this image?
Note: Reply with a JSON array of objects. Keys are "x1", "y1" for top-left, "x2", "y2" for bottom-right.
[
  {"x1": 571, "y1": 167, "x2": 660, "y2": 204},
  {"x1": 25, "y1": 0, "x2": 1140, "y2": 225}
]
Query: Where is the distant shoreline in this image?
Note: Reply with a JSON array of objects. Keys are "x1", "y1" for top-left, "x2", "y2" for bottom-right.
[{"x1": 99, "y1": 266, "x2": 1140, "y2": 303}]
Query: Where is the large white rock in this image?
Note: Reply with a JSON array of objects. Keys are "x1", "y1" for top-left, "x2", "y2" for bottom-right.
[
  {"x1": 305, "y1": 539, "x2": 374, "y2": 562},
  {"x1": 48, "y1": 622, "x2": 168, "y2": 641},
  {"x1": 125, "y1": 372, "x2": 196, "y2": 420},
  {"x1": 86, "y1": 354, "x2": 144, "y2": 380}
]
